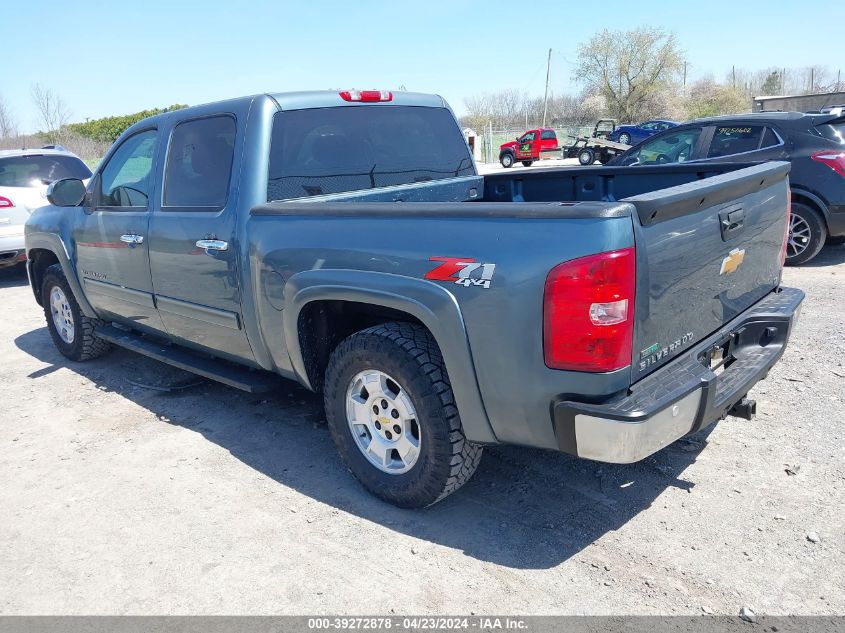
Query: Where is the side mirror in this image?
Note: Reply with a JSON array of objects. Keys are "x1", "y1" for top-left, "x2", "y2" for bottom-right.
[{"x1": 46, "y1": 178, "x2": 86, "y2": 207}]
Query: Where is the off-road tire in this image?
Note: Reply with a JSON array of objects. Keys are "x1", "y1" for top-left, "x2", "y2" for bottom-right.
[
  {"x1": 786, "y1": 202, "x2": 826, "y2": 266},
  {"x1": 41, "y1": 264, "x2": 111, "y2": 361},
  {"x1": 323, "y1": 322, "x2": 483, "y2": 508}
]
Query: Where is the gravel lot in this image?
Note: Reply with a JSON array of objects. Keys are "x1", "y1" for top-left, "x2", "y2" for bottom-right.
[{"x1": 1, "y1": 245, "x2": 843, "y2": 616}]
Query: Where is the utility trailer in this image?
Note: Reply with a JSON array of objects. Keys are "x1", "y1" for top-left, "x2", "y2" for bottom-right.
[{"x1": 562, "y1": 119, "x2": 631, "y2": 165}]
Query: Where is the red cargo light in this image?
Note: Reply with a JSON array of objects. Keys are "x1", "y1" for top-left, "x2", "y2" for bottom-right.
[
  {"x1": 0, "y1": 196, "x2": 14, "y2": 208},
  {"x1": 544, "y1": 248, "x2": 636, "y2": 372},
  {"x1": 339, "y1": 90, "x2": 393, "y2": 103},
  {"x1": 811, "y1": 150, "x2": 845, "y2": 177}
]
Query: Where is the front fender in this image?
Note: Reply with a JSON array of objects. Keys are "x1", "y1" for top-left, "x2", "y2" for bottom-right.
[
  {"x1": 25, "y1": 231, "x2": 96, "y2": 318},
  {"x1": 283, "y1": 269, "x2": 497, "y2": 444}
]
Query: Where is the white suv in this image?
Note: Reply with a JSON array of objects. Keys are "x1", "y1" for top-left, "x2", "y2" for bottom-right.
[{"x1": 0, "y1": 149, "x2": 92, "y2": 269}]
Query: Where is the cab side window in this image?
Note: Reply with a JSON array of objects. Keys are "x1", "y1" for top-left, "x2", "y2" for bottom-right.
[
  {"x1": 540, "y1": 130, "x2": 556, "y2": 141},
  {"x1": 519, "y1": 131, "x2": 536, "y2": 143},
  {"x1": 97, "y1": 129, "x2": 158, "y2": 208},
  {"x1": 164, "y1": 115, "x2": 236, "y2": 208},
  {"x1": 707, "y1": 126, "x2": 764, "y2": 158}
]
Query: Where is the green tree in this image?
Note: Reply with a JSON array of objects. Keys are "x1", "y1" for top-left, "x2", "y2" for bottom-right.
[
  {"x1": 575, "y1": 27, "x2": 685, "y2": 122},
  {"x1": 685, "y1": 77, "x2": 750, "y2": 119},
  {"x1": 761, "y1": 71, "x2": 781, "y2": 95},
  {"x1": 67, "y1": 105, "x2": 188, "y2": 143}
]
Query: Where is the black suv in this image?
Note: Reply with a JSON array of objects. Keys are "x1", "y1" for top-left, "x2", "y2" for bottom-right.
[{"x1": 609, "y1": 112, "x2": 845, "y2": 265}]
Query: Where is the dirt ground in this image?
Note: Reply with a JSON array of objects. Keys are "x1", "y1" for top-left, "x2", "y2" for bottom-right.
[{"x1": 0, "y1": 245, "x2": 843, "y2": 616}]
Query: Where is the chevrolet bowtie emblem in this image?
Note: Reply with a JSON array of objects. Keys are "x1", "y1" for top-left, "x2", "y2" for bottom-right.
[{"x1": 720, "y1": 248, "x2": 746, "y2": 275}]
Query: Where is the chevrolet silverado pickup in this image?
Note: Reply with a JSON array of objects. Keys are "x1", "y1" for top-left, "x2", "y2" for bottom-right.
[{"x1": 26, "y1": 89, "x2": 803, "y2": 508}]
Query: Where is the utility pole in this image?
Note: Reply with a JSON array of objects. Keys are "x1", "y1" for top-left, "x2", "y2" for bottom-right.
[
  {"x1": 810, "y1": 67, "x2": 814, "y2": 93},
  {"x1": 542, "y1": 48, "x2": 552, "y2": 128},
  {"x1": 683, "y1": 62, "x2": 688, "y2": 94},
  {"x1": 732, "y1": 65, "x2": 735, "y2": 89}
]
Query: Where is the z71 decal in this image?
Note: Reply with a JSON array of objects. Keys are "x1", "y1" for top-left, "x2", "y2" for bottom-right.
[{"x1": 424, "y1": 257, "x2": 497, "y2": 289}]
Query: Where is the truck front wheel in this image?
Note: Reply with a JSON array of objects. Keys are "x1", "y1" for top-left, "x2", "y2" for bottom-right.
[
  {"x1": 41, "y1": 264, "x2": 111, "y2": 362},
  {"x1": 323, "y1": 322, "x2": 483, "y2": 508},
  {"x1": 500, "y1": 153, "x2": 514, "y2": 168}
]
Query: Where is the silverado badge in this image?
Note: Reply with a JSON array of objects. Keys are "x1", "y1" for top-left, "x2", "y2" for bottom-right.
[{"x1": 719, "y1": 248, "x2": 746, "y2": 275}]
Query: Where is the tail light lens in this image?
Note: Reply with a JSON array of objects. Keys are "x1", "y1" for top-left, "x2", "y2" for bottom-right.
[
  {"x1": 339, "y1": 90, "x2": 393, "y2": 103},
  {"x1": 0, "y1": 196, "x2": 14, "y2": 208},
  {"x1": 811, "y1": 150, "x2": 845, "y2": 177},
  {"x1": 544, "y1": 248, "x2": 636, "y2": 372},
  {"x1": 781, "y1": 191, "x2": 792, "y2": 268}
]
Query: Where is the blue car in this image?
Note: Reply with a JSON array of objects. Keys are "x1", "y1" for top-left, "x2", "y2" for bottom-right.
[{"x1": 608, "y1": 120, "x2": 678, "y2": 145}]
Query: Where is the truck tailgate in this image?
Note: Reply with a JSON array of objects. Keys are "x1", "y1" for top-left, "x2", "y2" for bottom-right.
[{"x1": 625, "y1": 162, "x2": 790, "y2": 382}]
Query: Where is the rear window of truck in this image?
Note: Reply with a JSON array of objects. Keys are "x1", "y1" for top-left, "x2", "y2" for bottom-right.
[{"x1": 267, "y1": 106, "x2": 474, "y2": 201}]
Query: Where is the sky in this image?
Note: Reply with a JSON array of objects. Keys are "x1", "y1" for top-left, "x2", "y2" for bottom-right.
[{"x1": 3, "y1": 0, "x2": 842, "y2": 132}]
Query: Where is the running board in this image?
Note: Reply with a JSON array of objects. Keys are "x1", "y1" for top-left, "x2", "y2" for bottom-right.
[{"x1": 95, "y1": 325, "x2": 280, "y2": 393}]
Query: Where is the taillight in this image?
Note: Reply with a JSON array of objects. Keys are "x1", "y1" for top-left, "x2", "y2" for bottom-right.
[
  {"x1": 339, "y1": 90, "x2": 393, "y2": 103},
  {"x1": 781, "y1": 191, "x2": 792, "y2": 268},
  {"x1": 543, "y1": 247, "x2": 636, "y2": 372},
  {"x1": 0, "y1": 196, "x2": 14, "y2": 208},
  {"x1": 811, "y1": 150, "x2": 845, "y2": 177}
]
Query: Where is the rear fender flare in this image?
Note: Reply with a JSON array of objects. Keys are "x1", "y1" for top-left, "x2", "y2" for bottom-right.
[
  {"x1": 790, "y1": 187, "x2": 830, "y2": 226},
  {"x1": 283, "y1": 269, "x2": 497, "y2": 444}
]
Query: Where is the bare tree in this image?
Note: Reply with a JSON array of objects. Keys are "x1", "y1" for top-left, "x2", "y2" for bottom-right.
[
  {"x1": 574, "y1": 27, "x2": 685, "y2": 122},
  {"x1": 0, "y1": 94, "x2": 16, "y2": 138},
  {"x1": 31, "y1": 84, "x2": 71, "y2": 143}
]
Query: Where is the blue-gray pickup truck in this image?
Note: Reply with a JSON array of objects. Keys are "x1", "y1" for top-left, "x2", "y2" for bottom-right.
[{"x1": 25, "y1": 90, "x2": 804, "y2": 508}]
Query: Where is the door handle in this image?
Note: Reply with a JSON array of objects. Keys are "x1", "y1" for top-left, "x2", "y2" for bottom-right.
[
  {"x1": 195, "y1": 239, "x2": 228, "y2": 252},
  {"x1": 120, "y1": 234, "x2": 144, "y2": 245}
]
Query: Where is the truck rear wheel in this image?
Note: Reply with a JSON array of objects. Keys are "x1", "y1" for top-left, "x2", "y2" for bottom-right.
[
  {"x1": 500, "y1": 153, "x2": 514, "y2": 168},
  {"x1": 41, "y1": 264, "x2": 112, "y2": 362},
  {"x1": 786, "y1": 202, "x2": 826, "y2": 266},
  {"x1": 521, "y1": 160, "x2": 534, "y2": 167},
  {"x1": 578, "y1": 148, "x2": 595, "y2": 165},
  {"x1": 323, "y1": 322, "x2": 483, "y2": 508}
]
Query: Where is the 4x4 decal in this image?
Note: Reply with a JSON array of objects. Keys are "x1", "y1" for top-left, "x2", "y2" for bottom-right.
[{"x1": 424, "y1": 257, "x2": 496, "y2": 289}]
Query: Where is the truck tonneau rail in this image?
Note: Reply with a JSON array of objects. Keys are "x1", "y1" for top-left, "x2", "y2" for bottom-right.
[{"x1": 251, "y1": 200, "x2": 634, "y2": 219}]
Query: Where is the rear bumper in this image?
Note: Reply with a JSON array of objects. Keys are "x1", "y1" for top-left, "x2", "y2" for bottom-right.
[
  {"x1": 827, "y1": 205, "x2": 845, "y2": 237},
  {"x1": 0, "y1": 231, "x2": 26, "y2": 268},
  {"x1": 553, "y1": 286, "x2": 804, "y2": 463}
]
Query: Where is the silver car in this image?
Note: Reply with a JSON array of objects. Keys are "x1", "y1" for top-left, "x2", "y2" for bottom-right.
[{"x1": 0, "y1": 148, "x2": 92, "y2": 268}]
